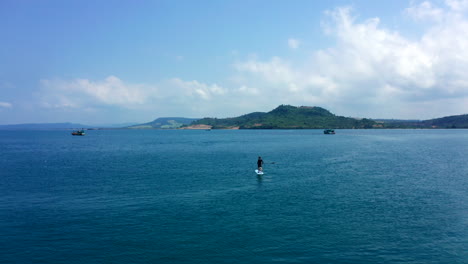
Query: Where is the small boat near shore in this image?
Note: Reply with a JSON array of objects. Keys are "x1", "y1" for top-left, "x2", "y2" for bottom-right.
[
  {"x1": 71, "y1": 129, "x2": 86, "y2": 136},
  {"x1": 324, "y1": 129, "x2": 335, "y2": 134}
]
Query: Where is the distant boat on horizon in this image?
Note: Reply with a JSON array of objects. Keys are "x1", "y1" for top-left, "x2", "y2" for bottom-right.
[
  {"x1": 324, "y1": 129, "x2": 335, "y2": 134},
  {"x1": 71, "y1": 129, "x2": 85, "y2": 136}
]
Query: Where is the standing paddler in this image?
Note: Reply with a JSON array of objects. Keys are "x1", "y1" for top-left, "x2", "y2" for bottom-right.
[{"x1": 257, "y1": 156, "x2": 264, "y2": 172}]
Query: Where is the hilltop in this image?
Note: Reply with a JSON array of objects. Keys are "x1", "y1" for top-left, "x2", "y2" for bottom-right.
[{"x1": 189, "y1": 105, "x2": 376, "y2": 129}]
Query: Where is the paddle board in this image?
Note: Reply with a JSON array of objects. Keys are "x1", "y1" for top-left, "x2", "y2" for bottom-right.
[{"x1": 255, "y1": 169, "x2": 264, "y2": 175}]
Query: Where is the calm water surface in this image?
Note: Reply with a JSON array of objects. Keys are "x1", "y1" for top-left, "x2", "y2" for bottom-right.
[{"x1": 1, "y1": 129, "x2": 467, "y2": 263}]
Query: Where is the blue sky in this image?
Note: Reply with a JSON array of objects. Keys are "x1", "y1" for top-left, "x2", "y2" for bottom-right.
[{"x1": 1, "y1": 0, "x2": 468, "y2": 124}]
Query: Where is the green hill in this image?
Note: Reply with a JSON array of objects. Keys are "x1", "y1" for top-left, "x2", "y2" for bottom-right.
[
  {"x1": 380, "y1": 114, "x2": 468, "y2": 128},
  {"x1": 191, "y1": 105, "x2": 376, "y2": 129},
  {"x1": 421, "y1": 114, "x2": 468, "y2": 128},
  {"x1": 128, "y1": 117, "x2": 199, "y2": 129}
]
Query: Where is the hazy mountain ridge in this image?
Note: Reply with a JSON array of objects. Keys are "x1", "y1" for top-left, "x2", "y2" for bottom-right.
[
  {"x1": 127, "y1": 117, "x2": 199, "y2": 129},
  {"x1": 0, "y1": 123, "x2": 92, "y2": 130}
]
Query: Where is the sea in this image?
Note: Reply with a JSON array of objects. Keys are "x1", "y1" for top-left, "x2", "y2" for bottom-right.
[{"x1": 1, "y1": 129, "x2": 467, "y2": 264}]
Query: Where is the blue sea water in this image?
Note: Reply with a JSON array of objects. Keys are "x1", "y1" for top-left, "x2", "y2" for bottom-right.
[{"x1": 1, "y1": 129, "x2": 467, "y2": 263}]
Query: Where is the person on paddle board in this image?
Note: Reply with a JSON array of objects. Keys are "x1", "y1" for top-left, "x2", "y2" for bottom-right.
[{"x1": 257, "y1": 156, "x2": 263, "y2": 171}]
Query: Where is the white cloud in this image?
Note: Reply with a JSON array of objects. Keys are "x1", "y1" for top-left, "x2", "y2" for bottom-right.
[
  {"x1": 237, "y1": 85, "x2": 260, "y2": 95},
  {"x1": 40, "y1": 76, "x2": 149, "y2": 108},
  {"x1": 39, "y1": 75, "x2": 244, "y2": 118},
  {"x1": 0, "y1": 102, "x2": 12, "y2": 108},
  {"x1": 288, "y1": 38, "x2": 301, "y2": 49},
  {"x1": 232, "y1": 3, "x2": 468, "y2": 118},
  {"x1": 165, "y1": 78, "x2": 227, "y2": 100},
  {"x1": 36, "y1": 2, "x2": 468, "y2": 120},
  {"x1": 405, "y1": 1, "x2": 444, "y2": 21},
  {"x1": 446, "y1": 0, "x2": 468, "y2": 12},
  {"x1": 234, "y1": 57, "x2": 296, "y2": 85}
]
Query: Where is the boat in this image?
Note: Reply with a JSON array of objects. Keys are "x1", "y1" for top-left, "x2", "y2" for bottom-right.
[
  {"x1": 71, "y1": 129, "x2": 86, "y2": 136},
  {"x1": 323, "y1": 129, "x2": 335, "y2": 134}
]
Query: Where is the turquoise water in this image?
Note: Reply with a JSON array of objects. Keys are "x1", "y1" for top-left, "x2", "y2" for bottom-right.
[{"x1": 1, "y1": 129, "x2": 467, "y2": 263}]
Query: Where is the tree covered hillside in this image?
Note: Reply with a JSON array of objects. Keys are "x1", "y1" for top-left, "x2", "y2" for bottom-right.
[
  {"x1": 191, "y1": 105, "x2": 376, "y2": 129},
  {"x1": 421, "y1": 114, "x2": 468, "y2": 128},
  {"x1": 380, "y1": 114, "x2": 468, "y2": 128}
]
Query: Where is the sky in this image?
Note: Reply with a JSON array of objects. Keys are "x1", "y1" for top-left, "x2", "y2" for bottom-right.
[{"x1": 1, "y1": 0, "x2": 468, "y2": 125}]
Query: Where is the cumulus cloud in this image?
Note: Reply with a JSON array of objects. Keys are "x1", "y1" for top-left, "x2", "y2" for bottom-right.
[
  {"x1": 237, "y1": 85, "x2": 260, "y2": 95},
  {"x1": 38, "y1": 75, "x2": 245, "y2": 118},
  {"x1": 233, "y1": 2, "x2": 468, "y2": 118},
  {"x1": 37, "y1": 1, "x2": 468, "y2": 120},
  {"x1": 40, "y1": 76, "x2": 149, "y2": 108},
  {"x1": 446, "y1": 0, "x2": 468, "y2": 12},
  {"x1": 405, "y1": 1, "x2": 445, "y2": 21},
  {"x1": 165, "y1": 78, "x2": 227, "y2": 100},
  {"x1": 0, "y1": 102, "x2": 12, "y2": 108},
  {"x1": 234, "y1": 57, "x2": 296, "y2": 85}
]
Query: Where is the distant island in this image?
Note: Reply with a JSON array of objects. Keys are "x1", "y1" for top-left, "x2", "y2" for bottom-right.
[
  {"x1": 1, "y1": 105, "x2": 468, "y2": 130},
  {"x1": 379, "y1": 114, "x2": 468, "y2": 129},
  {"x1": 187, "y1": 105, "x2": 375, "y2": 129},
  {"x1": 184, "y1": 105, "x2": 468, "y2": 129}
]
